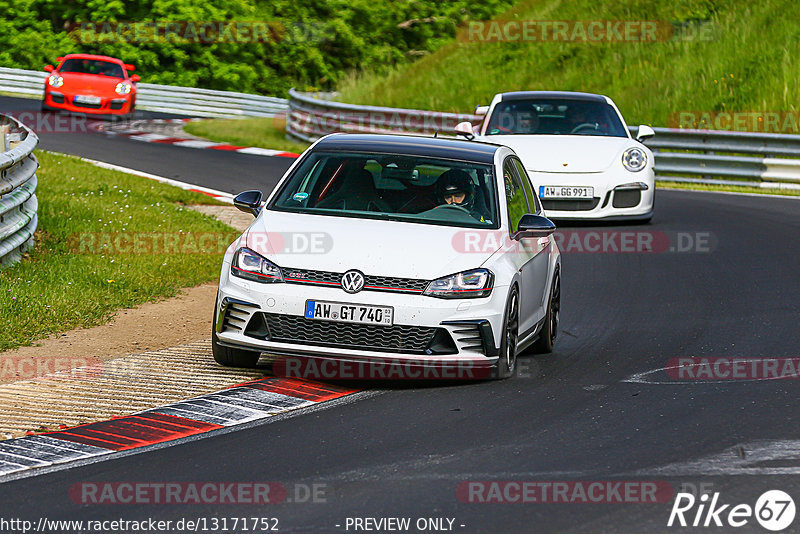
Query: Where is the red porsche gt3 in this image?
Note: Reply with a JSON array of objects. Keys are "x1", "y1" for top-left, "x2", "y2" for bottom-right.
[{"x1": 42, "y1": 54, "x2": 140, "y2": 115}]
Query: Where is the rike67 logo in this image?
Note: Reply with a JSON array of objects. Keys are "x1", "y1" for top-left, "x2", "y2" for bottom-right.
[{"x1": 668, "y1": 490, "x2": 795, "y2": 531}]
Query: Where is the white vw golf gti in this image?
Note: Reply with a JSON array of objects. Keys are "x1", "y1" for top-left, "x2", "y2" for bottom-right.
[
  {"x1": 457, "y1": 91, "x2": 656, "y2": 221},
  {"x1": 213, "y1": 134, "x2": 561, "y2": 378}
]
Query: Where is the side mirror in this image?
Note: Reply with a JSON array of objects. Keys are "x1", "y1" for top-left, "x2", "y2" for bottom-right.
[
  {"x1": 636, "y1": 124, "x2": 655, "y2": 142},
  {"x1": 44, "y1": 65, "x2": 54, "y2": 73},
  {"x1": 475, "y1": 105, "x2": 489, "y2": 116},
  {"x1": 455, "y1": 121, "x2": 475, "y2": 140},
  {"x1": 130, "y1": 74, "x2": 140, "y2": 83},
  {"x1": 233, "y1": 190, "x2": 263, "y2": 217},
  {"x1": 514, "y1": 213, "x2": 556, "y2": 240},
  {"x1": 124, "y1": 64, "x2": 135, "y2": 72}
]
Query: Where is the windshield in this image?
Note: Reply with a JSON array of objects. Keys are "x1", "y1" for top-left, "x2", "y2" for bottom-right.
[
  {"x1": 269, "y1": 151, "x2": 498, "y2": 228},
  {"x1": 59, "y1": 59, "x2": 124, "y2": 78},
  {"x1": 485, "y1": 98, "x2": 628, "y2": 137}
]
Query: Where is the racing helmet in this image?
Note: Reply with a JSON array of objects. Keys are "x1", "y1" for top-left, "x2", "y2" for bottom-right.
[{"x1": 437, "y1": 169, "x2": 475, "y2": 209}]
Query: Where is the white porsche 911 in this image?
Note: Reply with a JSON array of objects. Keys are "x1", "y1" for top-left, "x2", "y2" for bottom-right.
[
  {"x1": 457, "y1": 91, "x2": 655, "y2": 222},
  {"x1": 213, "y1": 134, "x2": 561, "y2": 379}
]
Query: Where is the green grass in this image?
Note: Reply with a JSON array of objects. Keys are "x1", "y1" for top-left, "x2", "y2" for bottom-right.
[
  {"x1": 656, "y1": 180, "x2": 800, "y2": 197},
  {"x1": 0, "y1": 91, "x2": 38, "y2": 100},
  {"x1": 336, "y1": 0, "x2": 800, "y2": 128},
  {"x1": 183, "y1": 116, "x2": 310, "y2": 154},
  {"x1": 0, "y1": 151, "x2": 238, "y2": 351}
]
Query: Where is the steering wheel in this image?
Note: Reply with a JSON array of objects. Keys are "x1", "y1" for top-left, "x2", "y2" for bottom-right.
[
  {"x1": 492, "y1": 125, "x2": 514, "y2": 134},
  {"x1": 570, "y1": 122, "x2": 599, "y2": 134},
  {"x1": 433, "y1": 203, "x2": 472, "y2": 215}
]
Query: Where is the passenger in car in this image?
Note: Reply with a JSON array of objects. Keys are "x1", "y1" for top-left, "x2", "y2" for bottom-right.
[{"x1": 316, "y1": 168, "x2": 392, "y2": 212}]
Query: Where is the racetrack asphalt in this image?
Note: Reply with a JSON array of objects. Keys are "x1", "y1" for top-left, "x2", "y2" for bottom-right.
[
  {"x1": 3, "y1": 95, "x2": 800, "y2": 532},
  {"x1": 0, "y1": 95, "x2": 294, "y2": 194}
]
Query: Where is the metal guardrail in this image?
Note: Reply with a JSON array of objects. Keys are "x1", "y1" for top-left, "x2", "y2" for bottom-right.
[
  {"x1": 3, "y1": 66, "x2": 800, "y2": 189},
  {"x1": 288, "y1": 92, "x2": 800, "y2": 189},
  {"x1": 630, "y1": 126, "x2": 800, "y2": 189},
  {"x1": 135, "y1": 83, "x2": 288, "y2": 118},
  {"x1": 0, "y1": 67, "x2": 288, "y2": 118},
  {"x1": 0, "y1": 113, "x2": 39, "y2": 268},
  {"x1": 286, "y1": 89, "x2": 481, "y2": 143}
]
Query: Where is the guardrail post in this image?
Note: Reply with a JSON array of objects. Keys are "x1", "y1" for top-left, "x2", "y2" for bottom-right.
[{"x1": 703, "y1": 138, "x2": 713, "y2": 181}]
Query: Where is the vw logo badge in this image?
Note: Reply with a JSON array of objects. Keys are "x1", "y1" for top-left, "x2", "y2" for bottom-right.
[{"x1": 341, "y1": 270, "x2": 365, "y2": 294}]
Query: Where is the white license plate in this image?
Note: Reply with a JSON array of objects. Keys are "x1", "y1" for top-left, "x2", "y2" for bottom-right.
[
  {"x1": 539, "y1": 185, "x2": 594, "y2": 199},
  {"x1": 305, "y1": 300, "x2": 393, "y2": 326},
  {"x1": 74, "y1": 95, "x2": 101, "y2": 104}
]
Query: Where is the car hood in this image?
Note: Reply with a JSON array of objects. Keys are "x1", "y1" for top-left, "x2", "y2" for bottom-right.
[
  {"x1": 481, "y1": 135, "x2": 632, "y2": 173},
  {"x1": 244, "y1": 210, "x2": 498, "y2": 280},
  {"x1": 58, "y1": 73, "x2": 124, "y2": 94}
]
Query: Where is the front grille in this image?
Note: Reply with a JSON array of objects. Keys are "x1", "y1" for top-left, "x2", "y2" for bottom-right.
[
  {"x1": 612, "y1": 190, "x2": 641, "y2": 208},
  {"x1": 109, "y1": 101, "x2": 124, "y2": 110},
  {"x1": 282, "y1": 268, "x2": 428, "y2": 294},
  {"x1": 542, "y1": 198, "x2": 600, "y2": 211},
  {"x1": 255, "y1": 312, "x2": 447, "y2": 354},
  {"x1": 282, "y1": 268, "x2": 340, "y2": 286},
  {"x1": 365, "y1": 274, "x2": 428, "y2": 292},
  {"x1": 51, "y1": 94, "x2": 65, "y2": 104}
]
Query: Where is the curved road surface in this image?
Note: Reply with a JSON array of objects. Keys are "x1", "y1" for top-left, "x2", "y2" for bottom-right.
[{"x1": 3, "y1": 95, "x2": 800, "y2": 532}]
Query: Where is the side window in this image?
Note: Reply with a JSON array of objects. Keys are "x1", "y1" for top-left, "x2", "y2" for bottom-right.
[
  {"x1": 503, "y1": 159, "x2": 530, "y2": 233},
  {"x1": 512, "y1": 158, "x2": 542, "y2": 213}
]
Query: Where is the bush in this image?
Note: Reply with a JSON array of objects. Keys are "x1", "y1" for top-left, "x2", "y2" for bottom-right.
[{"x1": 0, "y1": 0, "x2": 513, "y2": 96}]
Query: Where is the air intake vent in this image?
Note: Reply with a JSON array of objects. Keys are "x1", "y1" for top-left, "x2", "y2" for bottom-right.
[
  {"x1": 217, "y1": 298, "x2": 260, "y2": 333},
  {"x1": 253, "y1": 313, "x2": 456, "y2": 354},
  {"x1": 452, "y1": 324, "x2": 485, "y2": 354},
  {"x1": 542, "y1": 198, "x2": 600, "y2": 211},
  {"x1": 440, "y1": 319, "x2": 498, "y2": 357},
  {"x1": 612, "y1": 190, "x2": 641, "y2": 208}
]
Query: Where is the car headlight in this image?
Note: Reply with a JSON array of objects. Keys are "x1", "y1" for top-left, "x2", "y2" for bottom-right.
[
  {"x1": 230, "y1": 247, "x2": 283, "y2": 283},
  {"x1": 115, "y1": 82, "x2": 132, "y2": 95},
  {"x1": 47, "y1": 75, "x2": 63, "y2": 88},
  {"x1": 622, "y1": 147, "x2": 647, "y2": 172},
  {"x1": 424, "y1": 269, "x2": 494, "y2": 299}
]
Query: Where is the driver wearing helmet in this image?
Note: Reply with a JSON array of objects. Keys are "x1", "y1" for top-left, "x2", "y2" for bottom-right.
[
  {"x1": 436, "y1": 169, "x2": 486, "y2": 222},
  {"x1": 566, "y1": 103, "x2": 603, "y2": 134}
]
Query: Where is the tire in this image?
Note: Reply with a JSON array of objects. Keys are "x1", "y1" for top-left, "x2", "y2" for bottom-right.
[
  {"x1": 531, "y1": 270, "x2": 560, "y2": 354},
  {"x1": 211, "y1": 310, "x2": 261, "y2": 368},
  {"x1": 492, "y1": 286, "x2": 520, "y2": 379}
]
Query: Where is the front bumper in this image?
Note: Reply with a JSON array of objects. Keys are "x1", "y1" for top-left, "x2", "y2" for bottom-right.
[
  {"x1": 216, "y1": 266, "x2": 507, "y2": 367},
  {"x1": 533, "y1": 169, "x2": 655, "y2": 220},
  {"x1": 43, "y1": 89, "x2": 133, "y2": 115}
]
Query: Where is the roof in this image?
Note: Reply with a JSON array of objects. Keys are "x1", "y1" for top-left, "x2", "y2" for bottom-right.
[
  {"x1": 313, "y1": 134, "x2": 502, "y2": 164},
  {"x1": 499, "y1": 91, "x2": 607, "y2": 102},
  {"x1": 61, "y1": 54, "x2": 125, "y2": 64}
]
